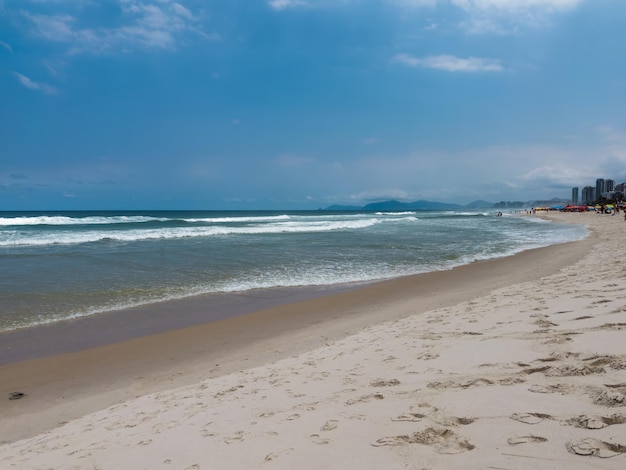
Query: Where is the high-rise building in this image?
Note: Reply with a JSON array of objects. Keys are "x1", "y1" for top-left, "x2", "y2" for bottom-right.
[
  {"x1": 571, "y1": 187, "x2": 579, "y2": 204},
  {"x1": 582, "y1": 186, "x2": 595, "y2": 205},
  {"x1": 605, "y1": 179, "x2": 615, "y2": 194},
  {"x1": 596, "y1": 178, "x2": 605, "y2": 200}
]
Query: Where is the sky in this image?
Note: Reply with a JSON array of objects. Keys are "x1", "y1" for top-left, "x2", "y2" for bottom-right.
[{"x1": 1, "y1": 0, "x2": 625, "y2": 210}]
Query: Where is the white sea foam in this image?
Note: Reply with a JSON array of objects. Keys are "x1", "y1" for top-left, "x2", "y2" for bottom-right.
[
  {"x1": 0, "y1": 217, "x2": 383, "y2": 247},
  {"x1": 0, "y1": 211, "x2": 418, "y2": 228},
  {"x1": 0, "y1": 215, "x2": 168, "y2": 226},
  {"x1": 375, "y1": 211, "x2": 417, "y2": 216},
  {"x1": 184, "y1": 215, "x2": 291, "y2": 223},
  {"x1": 440, "y1": 211, "x2": 491, "y2": 217}
]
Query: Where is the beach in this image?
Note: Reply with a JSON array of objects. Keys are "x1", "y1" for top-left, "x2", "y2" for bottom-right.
[{"x1": 1, "y1": 211, "x2": 625, "y2": 469}]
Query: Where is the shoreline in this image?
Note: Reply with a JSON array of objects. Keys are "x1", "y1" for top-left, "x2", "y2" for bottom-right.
[
  {"x1": 0, "y1": 213, "x2": 587, "y2": 364},
  {"x1": 0, "y1": 283, "x2": 362, "y2": 365},
  {"x1": 0, "y1": 215, "x2": 595, "y2": 445},
  {"x1": 3, "y1": 212, "x2": 626, "y2": 469}
]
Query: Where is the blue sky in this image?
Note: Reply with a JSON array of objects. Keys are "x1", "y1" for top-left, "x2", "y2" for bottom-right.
[{"x1": 1, "y1": 0, "x2": 625, "y2": 210}]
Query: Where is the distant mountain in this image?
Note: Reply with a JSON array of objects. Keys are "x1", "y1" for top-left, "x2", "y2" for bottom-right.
[
  {"x1": 324, "y1": 199, "x2": 485, "y2": 211},
  {"x1": 323, "y1": 204, "x2": 363, "y2": 211}
]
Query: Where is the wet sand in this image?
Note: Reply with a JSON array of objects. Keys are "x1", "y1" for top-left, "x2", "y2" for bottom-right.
[{"x1": 2, "y1": 212, "x2": 625, "y2": 469}]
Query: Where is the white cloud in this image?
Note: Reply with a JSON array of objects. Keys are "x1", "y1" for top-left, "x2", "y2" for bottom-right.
[
  {"x1": 423, "y1": 19, "x2": 438, "y2": 31},
  {"x1": 387, "y1": 0, "x2": 586, "y2": 35},
  {"x1": 597, "y1": 125, "x2": 626, "y2": 143},
  {"x1": 19, "y1": 1, "x2": 205, "y2": 54},
  {"x1": 44, "y1": 59, "x2": 67, "y2": 78},
  {"x1": 451, "y1": 0, "x2": 584, "y2": 34},
  {"x1": 451, "y1": 0, "x2": 582, "y2": 12},
  {"x1": 459, "y1": 17, "x2": 517, "y2": 35},
  {"x1": 268, "y1": 0, "x2": 307, "y2": 10},
  {"x1": 0, "y1": 39, "x2": 13, "y2": 53},
  {"x1": 387, "y1": 0, "x2": 438, "y2": 6},
  {"x1": 171, "y1": 2, "x2": 194, "y2": 20},
  {"x1": 393, "y1": 53, "x2": 503, "y2": 72},
  {"x1": 13, "y1": 71, "x2": 59, "y2": 95},
  {"x1": 350, "y1": 188, "x2": 414, "y2": 202},
  {"x1": 267, "y1": 0, "x2": 354, "y2": 10},
  {"x1": 518, "y1": 165, "x2": 590, "y2": 188},
  {"x1": 315, "y1": 142, "x2": 609, "y2": 205},
  {"x1": 22, "y1": 13, "x2": 79, "y2": 42}
]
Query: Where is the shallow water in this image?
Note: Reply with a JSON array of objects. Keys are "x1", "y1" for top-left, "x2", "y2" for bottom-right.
[{"x1": 0, "y1": 210, "x2": 587, "y2": 331}]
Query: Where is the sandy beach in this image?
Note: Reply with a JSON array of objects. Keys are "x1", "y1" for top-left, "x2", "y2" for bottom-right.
[{"x1": 1, "y1": 211, "x2": 625, "y2": 469}]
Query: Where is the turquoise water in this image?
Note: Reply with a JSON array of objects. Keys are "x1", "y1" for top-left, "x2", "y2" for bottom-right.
[{"x1": 0, "y1": 210, "x2": 587, "y2": 332}]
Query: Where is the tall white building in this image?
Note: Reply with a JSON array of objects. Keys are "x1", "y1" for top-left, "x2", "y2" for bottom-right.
[
  {"x1": 605, "y1": 179, "x2": 615, "y2": 194},
  {"x1": 582, "y1": 186, "x2": 595, "y2": 205},
  {"x1": 596, "y1": 178, "x2": 605, "y2": 199}
]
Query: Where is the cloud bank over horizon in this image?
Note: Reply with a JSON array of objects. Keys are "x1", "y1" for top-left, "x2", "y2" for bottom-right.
[{"x1": 1, "y1": 0, "x2": 624, "y2": 209}]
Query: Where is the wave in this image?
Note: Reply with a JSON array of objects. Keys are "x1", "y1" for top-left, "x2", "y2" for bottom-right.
[
  {"x1": 375, "y1": 211, "x2": 417, "y2": 216},
  {"x1": 0, "y1": 210, "x2": 429, "y2": 228},
  {"x1": 0, "y1": 215, "x2": 168, "y2": 226},
  {"x1": 440, "y1": 211, "x2": 491, "y2": 217},
  {"x1": 0, "y1": 218, "x2": 383, "y2": 247},
  {"x1": 0, "y1": 214, "x2": 297, "y2": 227},
  {"x1": 183, "y1": 215, "x2": 291, "y2": 223}
]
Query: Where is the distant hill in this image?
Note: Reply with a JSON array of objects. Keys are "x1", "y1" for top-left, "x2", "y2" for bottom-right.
[
  {"x1": 324, "y1": 199, "x2": 491, "y2": 211},
  {"x1": 323, "y1": 204, "x2": 364, "y2": 211}
]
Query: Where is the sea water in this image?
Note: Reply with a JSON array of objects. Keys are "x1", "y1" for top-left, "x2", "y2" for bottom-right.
[{"x1": 0, "y1": 210, "x2": 587, "y2": 332}]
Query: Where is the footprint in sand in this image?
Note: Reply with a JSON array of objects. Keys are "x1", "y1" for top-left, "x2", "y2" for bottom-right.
[
  {"x1": 391, "y1": 413, "x2": 425, "y2": 422},
  {"x1": 585, "y1": 355, "x2": 622, "y2": 367},
  {"x1": 264, "y1": 448, "x2": 294, "y2": 462},
  {"x1": 370, "y1": 378, "x2": 401, "y2": 387},
  {"x1": 567, "y1": 438, "x2": 626, "y2": 458},
  {"x1": 510, "y1": 412, "x2": 552, "y2": 425},
  {"x1": 546, "y1": 364, "x2": 606, "y2": 377},
  {"x1": 416, "y1": 352, "x2": 439, "y2": 360},
  {"x1": 507, "y1": 435, "x2": 548, "y2": 445},
  {"x1": 522, "y1": 365, "x2": 551, "y2": 375},
  {"x1": 200, "y1": 428, "x2": 217, "y2": 438},
  {"x1": 594, "y1": 388, "x2": 626, "y2": 407},
  {"x1": 452, "y1": 417, "x2": 476, "y2": 425},
  {"x1": 528, "y1": 383, "x2": 564, "y2": 394},
  {"x1": 321, "y1": 420, "x2": 338, "y2": 431},
  {"x1": 310, "y1": 434, "x2": 332, "y2": 445},
  {"x1": 345, "y1": 393, "x2": 384, "y2": 405},
  {"x1": 372, "y1": 427, "x2": 474, "y2": 454},
  {"x1": 568, "y1": 414, "x2": 626, "y2": 429},
  {"x1": 224, "y1": 431, "x2": 245, "y2": 444},
  {"x1": 427, "y1": 378, "x2": 493, "y2": 390}
]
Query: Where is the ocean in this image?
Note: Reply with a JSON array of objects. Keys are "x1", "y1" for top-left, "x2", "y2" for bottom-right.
[{"x1": 0, "y1": 210, "x2": 587, "y2": 333}]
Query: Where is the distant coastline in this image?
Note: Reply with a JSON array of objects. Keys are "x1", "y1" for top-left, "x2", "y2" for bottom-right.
[
  {"x1": 324, "y1": 199, "x2": 496, "y2": 211},
  {"x1": 323, "y1": 197, "x2": 575, "y2": 211}
]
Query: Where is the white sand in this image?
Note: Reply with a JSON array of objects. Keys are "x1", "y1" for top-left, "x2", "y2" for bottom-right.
[{"x1": 1, "y1": 211, "x2": 625, "y2": 469}]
